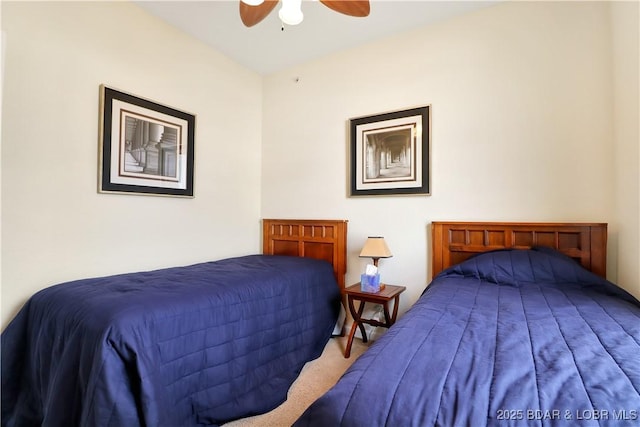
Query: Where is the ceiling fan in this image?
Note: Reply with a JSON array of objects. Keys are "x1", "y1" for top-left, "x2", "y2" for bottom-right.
[{"x1": 239, "y1": 0, "x2": 371, "y2": 27}]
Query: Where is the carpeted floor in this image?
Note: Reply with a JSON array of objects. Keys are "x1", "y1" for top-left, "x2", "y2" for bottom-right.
[{"x1": 223, "y1": 336, "x2": 369, "y2": 427}]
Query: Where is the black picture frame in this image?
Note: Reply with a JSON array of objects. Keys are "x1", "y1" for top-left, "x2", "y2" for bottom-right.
[
  {"x1": 350, "y1": 105, "x2": 430, "y2": 196},
  {"x1": 98, "y1": 85, "x2": 195, "y2": 197}
]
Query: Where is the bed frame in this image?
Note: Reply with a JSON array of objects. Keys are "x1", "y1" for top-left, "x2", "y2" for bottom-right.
[
  {"x1": 432, "y1": 221, "x2": 607, "y2": 279},
  {"x1": 263, "y1": 219, "x2": 348, "y2": 290}
]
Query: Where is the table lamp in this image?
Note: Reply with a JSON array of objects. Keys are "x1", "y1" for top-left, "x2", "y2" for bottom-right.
[{"x1": 359, "y1": 236, "x2": 392, "y2": 267}]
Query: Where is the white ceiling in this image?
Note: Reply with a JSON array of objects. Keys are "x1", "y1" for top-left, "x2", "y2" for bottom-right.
[{"x1": 134, "y1": 0, "x2": 499, "y2": 75}]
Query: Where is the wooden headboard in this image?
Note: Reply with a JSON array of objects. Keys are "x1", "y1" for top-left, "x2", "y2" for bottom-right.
[
  {"x1": 262, "y1": 219, "x2": 348, "y2": 290},
  {"x1": 431, "y1": 221, "x2": 607, "y2": 279}
]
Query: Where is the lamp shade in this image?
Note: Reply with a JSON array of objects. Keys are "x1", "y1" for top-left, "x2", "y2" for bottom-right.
[{"x1": 359, "y1": 237, "x2": 392, "y2": 264}]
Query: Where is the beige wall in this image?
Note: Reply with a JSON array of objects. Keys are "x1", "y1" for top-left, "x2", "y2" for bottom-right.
[
  {"x1": 261, "y1": 1, "x2": 638, "y2": 310},
  {"x1": 2, "y1": 1, "x2": 638, "y2": 330},
  {"x1": 611, "y1": 1, "x2": 640, "y2": 298},
  {"x1": 1, "y1": 2, "x2": 264, "y2": 328}
]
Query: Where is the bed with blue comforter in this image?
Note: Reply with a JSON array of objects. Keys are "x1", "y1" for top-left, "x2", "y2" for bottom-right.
[
  {"x1": 295, "y1": 248, "x2": 640, "y2": 427},
  {"x1": 2, "y1": 254, "x2": 341, "y2": 427}
]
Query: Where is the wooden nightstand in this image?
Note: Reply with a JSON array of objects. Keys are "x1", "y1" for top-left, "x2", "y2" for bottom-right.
[{"x1": 343, "y1": 283, "x2": 406, "y2": 358}]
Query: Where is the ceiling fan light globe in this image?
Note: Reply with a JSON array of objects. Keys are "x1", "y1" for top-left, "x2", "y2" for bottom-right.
[
  {"x1": 279, "y1": 0, "x2": 304, "y2": 25},
  {"x1": 241, "y1": 0, "x2": 265, "y2": 5}
]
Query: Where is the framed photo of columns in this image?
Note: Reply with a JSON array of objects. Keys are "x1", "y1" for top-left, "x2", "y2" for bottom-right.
[
  {"x1": 350, "y1": 105, "x2": 430, "y2": 196},
  {"x1": 98, "y1": 85, "x2": 195, "y2": 197}
]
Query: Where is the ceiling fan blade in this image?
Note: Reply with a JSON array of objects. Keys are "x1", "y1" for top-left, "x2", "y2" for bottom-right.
[
  {"x1": 319, "y1": 0, "x2": 370, "y2": 17},
  {"x1": 240, "y1": 0, "x2": 279, "y2": 27}
]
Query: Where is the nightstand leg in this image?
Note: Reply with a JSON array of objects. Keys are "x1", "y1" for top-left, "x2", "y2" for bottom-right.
[
  {"x1": 391, "y1": 295, "x2": 400, "y2": 323},
  {"x1": 345, "y1": 320, "x2": 357, "y2": 358},
  {"x1": 345, "y1": 296, "x2": 368, "y2": 358},
  {"x1": 382, "y1": 302, "x2": 392, "y2": 326},
  {"x1": 355, "y1": 301, "x2": 368, "y2": 343}
]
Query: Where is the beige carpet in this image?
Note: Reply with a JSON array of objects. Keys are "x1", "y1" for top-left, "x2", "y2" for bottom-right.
[{"x1": 224, "y1": 336, "x2": 369, "y2": 427}]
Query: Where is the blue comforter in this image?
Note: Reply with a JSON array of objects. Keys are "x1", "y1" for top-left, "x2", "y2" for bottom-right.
[
  {"x1": 2, "y1": 255, "x2": 340, "y2": 427},
  {"x1": 295, "y1": 248, "x2": 640, "y2": 426}
]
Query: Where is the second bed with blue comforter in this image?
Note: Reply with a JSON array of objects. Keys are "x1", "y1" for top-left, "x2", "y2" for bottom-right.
[
  {"x1": 295, "y1": 248, "x2": 640, "y2": 427},
  {"x1": 2, "y1": 255, "x2": 341, "y2": 427}
]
